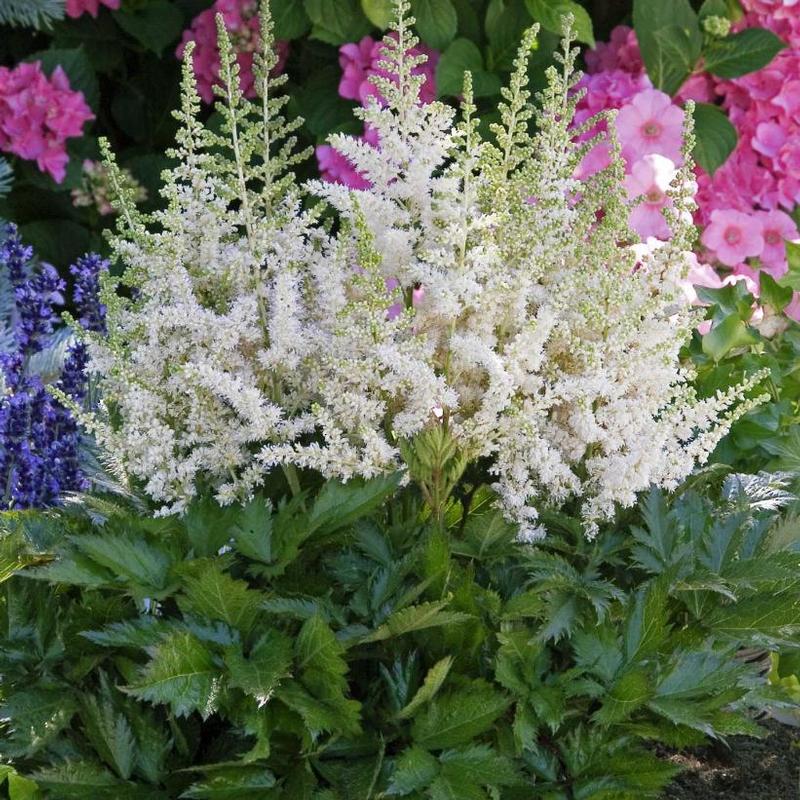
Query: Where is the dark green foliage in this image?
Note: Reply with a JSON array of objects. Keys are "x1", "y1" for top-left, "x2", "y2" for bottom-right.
[{"x1": 1, "y1": 470, "x2": 799, "y2": 799}]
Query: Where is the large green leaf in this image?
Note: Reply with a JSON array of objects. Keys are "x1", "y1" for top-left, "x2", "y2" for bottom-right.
[
  {"x1": 702, "y1": 313, "x2": 760, "y2": 361},
  {"x1": 308, "y1": 473, "x2": 402, "y2": 536},
  {"x1": 362, "y1": 601, "x2": 473, "y2": 643},
  {"x1": 411, "y1": 682, "x2": 510, "y2": 749},
  {"x1": 271, "y1": 0, "x2": 311, "y2": 39},
  {"x1": 303, "y1": 0, "x2": 371, "y2": 44},
  {"x1": 113, "y1": 2, "x2": 183, "y2": 56},
  {"x1": 72, "y1": 533, "x2": 172, "y2": 592},
  {"x1": 177, "y1": 560, "x2": 262, "y2": 635},
  {"x1": 525, "y1": 0, "x2": 594, "y2": 46},
  {"x1": 704, "y1": 28, "x2": 787, "y2": 79},
  {"x1": 0, "y1": 689, "x2": 78, "y2": 757},
  {"x1": 180, "y1": 766, "x2": 277, "y2": 798},
  {"x1": 412, "y1": 0, "x2": 458, "y2": 49},
  {"x1": 397, "y1": 656, "x2": 454, "y2": 719},
  {"x1": 225, "y1": 629, "x2": 294, "y2": 706},
  {"x1": 80, "y1": 694, "x2": 136, "y2": 781},
  {"x1": 692, "y1": 102, "x2": 738, "y2": 175},
  {"x1": 436, "y1": 38, "x2": 501, "y2": 98},
  {"x1": 125, "y1": 632, "x2": 221, "y2": 718},
  {"x1": 633, "y1": 0, "x2": 702, "y2": 95},
  {"x1": 388, "y1": 747, "x2": 439, "y2": 795}
]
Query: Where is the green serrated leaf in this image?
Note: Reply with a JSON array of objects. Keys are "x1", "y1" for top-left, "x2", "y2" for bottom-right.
[
  {"x1": 362, "y1": 601, "x2": 473, "y2": 643},
  {"x1": 177, "y1": 559, "x2": 262, "y2": 635},
  {"x1": 71, "y1": 533, "x2": 172, "y2": 592},
  {"x1": 225, "y1": 629, "x2": 294, "y2": 706},
  {"x1": 81, "y1": 693, "x2": 136, "y2": 780},
  {"x1": 0, "y1": 689, "x2": 78, "y2": 757},
  {"x1": 387, "y1": 746, "x2": 439, "y2": 795},
  {"x1": 125, "y1": 632, "x2": 221, "y2": 718},
  {"x1": 309, "y1": 474, "x2": 402, "y2": 537},
  {"x1": 179, "y1": 766, "x2": 277, "y2": 798},
  {"x1": 397, "y1": 656, "x2": 453, "y2": 719},
  {"x1": 230, "y1": 497, "x2": 273, "y2": 564},
  {"x1": 593, "y1": 668, "x2": 653, "y2": 725},
  {"x1": 411, "y1": 682, "x2": 510, "y2": 749}
]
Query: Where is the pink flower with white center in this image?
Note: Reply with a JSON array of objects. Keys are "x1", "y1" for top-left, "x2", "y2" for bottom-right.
[
  {"x1": 624, "y1": 154, "x2": 676, "y2": 240},
  {"x1": 616, "y1": 89, "x2": 685, "y2": 164},
  {"x1": 65, "y1": 0, "x2": 119, "y2": 17},
  {"x1": 757, "y1": 209, "x2": 798, "y2": 270},
  {"x1": 701, "y1": 209, "x2": 765, "y2": 267}
]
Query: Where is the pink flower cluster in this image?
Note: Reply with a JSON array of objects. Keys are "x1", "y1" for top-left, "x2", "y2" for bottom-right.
[
  {"x1": 0, "y1": 61, "x2": 93, "y2": 183},
  {"x1": 316, "y1": 34, "x2": 439, "y2": 189},
  {"x1": 580, "y1": 10, "x2": 800, "y2": 319},
  {"x1": 177, "y1": 0, "x2": 289, "y2": 105},
  {"x1": 65, "y1": 0, "x2": 119, "y2": 18}
]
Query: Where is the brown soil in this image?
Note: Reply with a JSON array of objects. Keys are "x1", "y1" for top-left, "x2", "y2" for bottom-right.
[{"x1": 662, "y1": 718, "x2": 800, "y2": 799}]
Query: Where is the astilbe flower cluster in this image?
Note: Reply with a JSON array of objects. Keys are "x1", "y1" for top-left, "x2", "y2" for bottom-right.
[
  {"x1": 0, "y1": 61, "x2": 94, "y2": 183},
  {"x1": 88, "y1": 4, "x2": 763, "y2": 540},
  {"x1": 580, "y1": 6, "x2": 800, "y2": 318},
  {"x1": 177, "y1": 0, "x2": 288, "y2": 104},
  {"x1": 0, "y1": 226, "x2": 107, "y2": 509},
  {"x1": 316, "y1": 32, "x2": 438, "y2": 189},
  {"x1": 65, "y1": 0, "x2": 120, "y2": 18}
]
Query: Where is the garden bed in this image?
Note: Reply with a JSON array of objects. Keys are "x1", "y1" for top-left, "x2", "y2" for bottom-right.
[{"x1": 664, "y1": 719, "x2": 800, "y2": 800}]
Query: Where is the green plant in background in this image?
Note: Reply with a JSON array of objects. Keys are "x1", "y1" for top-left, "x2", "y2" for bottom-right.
[
  {"x1": 0, "y1": 0, "x2": 65, "y2": 29},
  {"x1": 1, "y1": 467, "x2": 799, "y2": 798}
]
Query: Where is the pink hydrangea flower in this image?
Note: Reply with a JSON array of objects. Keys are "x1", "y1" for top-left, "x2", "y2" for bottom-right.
[
  {"x1": 701, "y1": 209, "x2": 765, "y2": 267},
  {"x1": 625, "y1": 154, "x2": 676, "y2": 240},
  {"x1": 0, "y1": 61, "x2": 93, "y2": 183},
  {"x1": 338, "y1": 34, "x2": 439, "y2": 106},
  {"x1": 616, "y1": 89, "x2": 685, "y2": 164},
  {"x1": 177, "y1": 0, "x2": 289, "y2": 104},
  {"x1": 65, "y1": 0, "x2": 119, "y2": 17},
  {"x1": 585, "y1": 25, "x2": 643, "y2": 75}
]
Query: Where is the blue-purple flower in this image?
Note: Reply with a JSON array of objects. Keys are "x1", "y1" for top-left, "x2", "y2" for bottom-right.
[{"x1": 0, "y1": 223, "x2": 107, "y2": 509}]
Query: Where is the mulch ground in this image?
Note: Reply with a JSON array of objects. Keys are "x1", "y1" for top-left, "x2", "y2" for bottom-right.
[{"x1": 662, "y1": 718, "x2": 800, "y2": 799}]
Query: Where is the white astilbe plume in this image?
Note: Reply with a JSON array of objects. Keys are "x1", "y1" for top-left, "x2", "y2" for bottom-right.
[{"x1": 87, "y1": 0, "x2": 765, "y2": 536}]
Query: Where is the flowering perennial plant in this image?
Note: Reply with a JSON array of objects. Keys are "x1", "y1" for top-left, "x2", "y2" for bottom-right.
[
  {"x1": 177, "y1": 0, "x2": 288, "y2": 104},
  {"x1": 89, "y1": 3, "x2": 764, "y2": 539},
  {"x1": 0, "y1": 225, "x2": 107, "y2": 508},
  {"x1": 0, "y1": 60, "x2": 93, "y2": 183}
]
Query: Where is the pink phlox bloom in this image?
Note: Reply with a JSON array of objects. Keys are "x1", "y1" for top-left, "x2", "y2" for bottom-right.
[
  {"x1": 757, "y1": 209, "x2": 798, "y2": 270},
  {"x1": 624, "y1": 154, "x2": 676, "y2": 240},
  {"x1": 701, "y1": 209, "x2": 765, "y2": 267},
  {"x1": 616, "y1": 89, "x2": 685, "y2": 164},
  {"x1": 65, "y1": 0, "x2": 120, "y2": 18}
]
